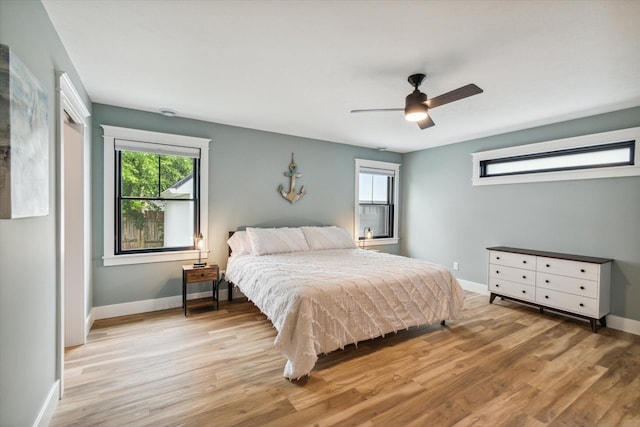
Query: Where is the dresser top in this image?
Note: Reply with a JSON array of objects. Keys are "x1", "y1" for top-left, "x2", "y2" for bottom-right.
[{"x1": 487, "y1": 246, "x2": 613, "y2": 264}]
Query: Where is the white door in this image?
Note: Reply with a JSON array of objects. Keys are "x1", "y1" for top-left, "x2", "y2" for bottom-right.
[{"x1": 63, "y1": 119, "x2": 85, "y2": 347}]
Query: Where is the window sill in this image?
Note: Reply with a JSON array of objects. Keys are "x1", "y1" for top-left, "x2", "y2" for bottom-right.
[
  {"x1": 103, "y1": 249, "x2": 207, "y2": 266},
  {"x1": 361, "y1": 237, "x2": 399, "y2": 247}
]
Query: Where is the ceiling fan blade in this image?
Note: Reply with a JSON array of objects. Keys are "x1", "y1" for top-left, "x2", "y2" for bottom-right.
[
  {"x1": 350, "y1": 108, "x2": 403, "y2": 113},
  {"x1": 426, "y1": 84, "x2": 483, "y2": 109},
  {"x1": 417, "y1": 115, "x2": 435, "y2": 129}
]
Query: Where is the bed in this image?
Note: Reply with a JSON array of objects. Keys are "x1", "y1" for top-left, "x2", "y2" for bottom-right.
[{"x1": 225, "y1": 226, "x2": 464, "y2": 379}]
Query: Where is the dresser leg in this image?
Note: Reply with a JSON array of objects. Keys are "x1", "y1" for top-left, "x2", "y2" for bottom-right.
[
  {"x1": 489, "y1": 293, "x2": 497, "y2": 304},
  {"x1": 182, "y1": 271, "x2": 187, "y2": 317},
  {"x1": 590, "y1": 319, "x2": 598, "y2": 333},
  {"x1": 599, "y1": 316, "x2": 607, "y2": 328}
]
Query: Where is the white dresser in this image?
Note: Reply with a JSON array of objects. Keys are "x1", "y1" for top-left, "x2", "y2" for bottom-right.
[{"x1": 487, "y1": 246, "x2": 612, "y2": 332}]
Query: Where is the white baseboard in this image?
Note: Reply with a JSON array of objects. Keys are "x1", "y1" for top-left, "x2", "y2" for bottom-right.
[
  {"x1": 458, "y1": 277, "x2": 639, "y2": 336},
  {"x1": 91, "y1": 279, "x2": 639, "y2": 337},
  {"x1": 607, "y1": 314, "x2": 640, "y2": 336},
  {"x1": 457, "y1": 278, "x2": 489, "y2": 295},
  {"x1": 93, "y1": 288, "x2": 230, "y2": 320},
  {"x1": 85, "y1": 309, "x2": 95, "y2": 338},
  {"x1": 33, "y1": 380, "x2": 59, "y2": 427}
]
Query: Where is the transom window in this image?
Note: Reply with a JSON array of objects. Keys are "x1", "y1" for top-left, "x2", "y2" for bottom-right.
[
  {"x1": 472, "y1": 127, "x2": 640, "y2": 186},
  {"x1": 480, "y1": 141, "x2": 634, "y2": 178},
  {"x1": 355, "y1": 159, "x2": 400, "y2": 245}
]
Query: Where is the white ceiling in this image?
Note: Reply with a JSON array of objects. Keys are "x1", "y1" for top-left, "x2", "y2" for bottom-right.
[{"x1": 42, "y1": 0, "x2": 640, "y2": 153}]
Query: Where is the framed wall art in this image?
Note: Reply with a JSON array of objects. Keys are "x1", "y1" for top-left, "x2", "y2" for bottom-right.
[{"x1": 0, "y1": 43, "x2": 49, "y2": 219}]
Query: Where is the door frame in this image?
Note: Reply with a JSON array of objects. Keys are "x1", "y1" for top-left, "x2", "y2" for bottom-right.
[{"x1": 56, "y1": 72, "x2": 91, "y2": 397}]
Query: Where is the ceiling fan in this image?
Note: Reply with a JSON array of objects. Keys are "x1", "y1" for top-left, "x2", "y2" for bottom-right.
[{"x1": 351, "y1": 73, "x2": 483, "y2": 129}]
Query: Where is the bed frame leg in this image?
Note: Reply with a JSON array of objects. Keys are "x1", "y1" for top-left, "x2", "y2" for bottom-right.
[{"x1": 440, "y1": 320, "x2": 446, "y2": 326}]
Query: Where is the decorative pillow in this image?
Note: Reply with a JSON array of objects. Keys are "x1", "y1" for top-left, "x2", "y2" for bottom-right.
[
  {"x1": 227, "y1": 231, "x2": 251, "y2": 256},
  {"x1": 301, "y1": 226, "x2": 357, "y2": 250},
  {"x1": 246, "y1": 227, "x2": 310, "y2": 255}
]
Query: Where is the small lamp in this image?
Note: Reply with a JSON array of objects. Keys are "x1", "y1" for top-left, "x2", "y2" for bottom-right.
[
  {"x1": 194, "y1": 232, "x2": 206, "y2": 267},
  {"x1": 361, "y1": 227, "x2": 372, "y2": 249}
]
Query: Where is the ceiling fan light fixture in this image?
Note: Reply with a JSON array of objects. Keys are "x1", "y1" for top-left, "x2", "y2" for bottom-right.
[
  {"x1": 350, "y1": 73, "x2": 482, "y2": 130},
  {"x1": 405, "y1": 104, "x2": 428, "y2": 122},
  {"x1": 404, "y1": 90, "x2": 428, "y2": 122}
]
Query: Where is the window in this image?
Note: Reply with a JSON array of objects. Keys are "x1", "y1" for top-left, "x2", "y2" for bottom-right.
[
  {"x1": 355, "y1": 159, "x2": 400, "y2": 245},
  {"x1": 472, "y1": 127, "x2": 640, "y2": 186},
  {"x1": 480, "y1": 141, "x2": 634, "y2": 178},
  {"x1": 102, "y1": 126, "x2": 210, "y2": 266},
  {"x1": 115, "y1": 141, "x2": 199, "y2": 254}
]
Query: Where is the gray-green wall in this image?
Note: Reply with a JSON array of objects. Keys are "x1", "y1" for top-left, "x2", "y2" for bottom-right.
[
  {"x1": 2, "y1": 3, "x2": 638, "y2": 425},
  {"x1": 402, "y1": 106, "x2": 640, "y2": 321},
  {"x1": 0, "y1": 1, "x2": 91, "y2": 425},
  {"x1": 91, "y1": 104, "x2": 402, "y2": 307}
]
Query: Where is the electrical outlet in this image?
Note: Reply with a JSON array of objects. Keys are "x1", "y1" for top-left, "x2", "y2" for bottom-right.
[{"x1": 453, "y1": 261, "x2": 459, "y2": 271}]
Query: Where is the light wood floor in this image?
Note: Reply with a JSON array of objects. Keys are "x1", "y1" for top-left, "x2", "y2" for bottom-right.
[{"x1": 51, "y1": 292, "x2": 640, "y2": 427}]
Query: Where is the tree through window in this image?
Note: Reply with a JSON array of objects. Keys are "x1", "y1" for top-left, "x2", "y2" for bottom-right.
[{"x1": 117, "y1": 148, "x2": 198, "y2": 253}]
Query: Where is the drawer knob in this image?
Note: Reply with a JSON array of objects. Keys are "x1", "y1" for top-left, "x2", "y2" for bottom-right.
[
  {"x1": 580, "y1": 269, "x2": 586, "y2": 273},
  {"x1": 545, "y1": 295, "x2": 549, "y2": 299},
  {"x1": 496, "y1": 256, "x2": 500, "y2": 260},
  {"x1": 496, "y1": 270, "x2": 500, "y2": 274},
  {"x1": 496, "y1": 284, "x2": 500, "y2": 287},
  {"x1": 546, "y1": 264, "x2": 550, "y2": 267},
  {"x1": 545, "y1": 280, "x2": 550, "y2": 283},
  {"x1": 580, "y1": 286, "x2": 585, "y2": 290},
  {"x1": 579, "y1": 303, "x2": 584, "y2": 307},
  {"x1": 522, "y1": 290, "x2": 526, "y2": 294},
  {"x1": 523, "y1": 260, "x2": 527, "y2": 264},
  {"x1": 522, "y1": 275, "x2": 526, "y2": 279}
]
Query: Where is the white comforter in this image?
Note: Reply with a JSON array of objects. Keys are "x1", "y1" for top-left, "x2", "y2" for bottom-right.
[{"x1": 225, "y1": 249, "x2": 464, "y2": 379}]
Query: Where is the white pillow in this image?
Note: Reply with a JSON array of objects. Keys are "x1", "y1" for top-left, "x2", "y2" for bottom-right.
[
  {"x1": 301, "y1": 226, "x2": 357, "y2": 250},
  {"x1": 227, "y1": 231, "x2": 251, "y2": 256},
  {"x1": 246, "y1": 227, "x2": 310, "y2": 255}
]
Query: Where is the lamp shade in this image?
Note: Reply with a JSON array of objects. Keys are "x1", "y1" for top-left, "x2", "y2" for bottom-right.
[{"x1": 404, "y1": 90, "x2": 428, "y2": 122}]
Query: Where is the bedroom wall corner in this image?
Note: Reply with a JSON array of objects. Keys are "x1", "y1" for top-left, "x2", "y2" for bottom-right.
[{"x1": 401, "y1": 106, "x2": 640, "y2": 323}]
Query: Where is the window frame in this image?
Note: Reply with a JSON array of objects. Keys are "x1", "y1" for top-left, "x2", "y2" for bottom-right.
[
  {"x1": 472, "y1": 127, "x2": 640, "y2": 186},
  {"x1": 354, "y1": 159, "x2": 400, "y2": 246},
  {"x1": 115, "y1": 150, "x2": 200, "y2": 255},
  {"x1": 102, "y1": 125, "x2": 210, "y2": 266}
]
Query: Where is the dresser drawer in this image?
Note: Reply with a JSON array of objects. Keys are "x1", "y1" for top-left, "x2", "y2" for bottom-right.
[
  {"x1": 535, "y1": 288, "x2": 597, "y2": 317},
  {"x1": 536, "y1": 272, "x2": 598, "y2": 298},
  {"x1": 489, "y1": 251, "x2": 536, "y2": 271},
  {"x1": 489, "y1": 278, "x2": 535, "y2": 303},
  {"x1": 537, "y1": 256, "x2": 599, "y2": 281},
  {"x1": 489, "y1": 263, "x2": 535, "y2": 286},
  {"x1": 185, "y1": 267, "x2": 218, "y2": 283}
]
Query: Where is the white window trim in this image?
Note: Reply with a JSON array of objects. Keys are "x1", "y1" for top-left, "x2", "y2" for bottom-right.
[
  {"x1": 355, "y1": 159, "x2": 400, "y2": 246},
  {"x1": 102, "y1": 125, "x2": 211, "y2": 266},
  {"x1": 471, "y1": 127, "x2": 640, "y2": 186}
]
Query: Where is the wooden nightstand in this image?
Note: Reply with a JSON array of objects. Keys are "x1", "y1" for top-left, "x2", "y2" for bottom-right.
[{"x1": 182, "y1": 264, "x2": 220, "y2": 316}]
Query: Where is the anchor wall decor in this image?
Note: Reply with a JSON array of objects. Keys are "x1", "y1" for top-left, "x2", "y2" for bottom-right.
[{"x1": 278, "y1": 153, "x2": 307, "y2": 204}]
